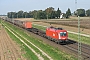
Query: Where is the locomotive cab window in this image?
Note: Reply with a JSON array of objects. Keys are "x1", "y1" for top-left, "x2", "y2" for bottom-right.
[{"x1": 60, "y1": 32, "x2": 66, "y2": 36}]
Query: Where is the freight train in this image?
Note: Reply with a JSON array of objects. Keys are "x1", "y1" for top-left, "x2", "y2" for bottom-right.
[{"x1": 4, "y1": 18, "x2": 68, "y2": 43}]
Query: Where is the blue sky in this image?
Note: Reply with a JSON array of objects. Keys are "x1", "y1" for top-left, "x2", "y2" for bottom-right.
[{"x1": 0, "y1": 0, "x2": 90, "y2": 15}]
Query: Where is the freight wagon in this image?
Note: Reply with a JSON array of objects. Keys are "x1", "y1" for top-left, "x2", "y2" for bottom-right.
[
  {"x1": 6, "y1": 19, "x2": 32, "y2": 29},
  {"x1": 14, "y1": 20, "x2": 32, "y2": 29}
]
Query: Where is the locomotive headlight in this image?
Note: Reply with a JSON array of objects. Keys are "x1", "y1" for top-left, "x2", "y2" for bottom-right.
[{"x1": 53, "y1": 33, "x2": 55, "y2": 36}]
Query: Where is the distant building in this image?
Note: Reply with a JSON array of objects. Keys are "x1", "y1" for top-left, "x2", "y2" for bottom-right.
[{"x1": 60, "y1": 13, "x2": 65, "y2": 19}]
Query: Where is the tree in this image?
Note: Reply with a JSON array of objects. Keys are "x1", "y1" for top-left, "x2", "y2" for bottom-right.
[
  {"x1": 76, "y1": 9, "x2": 85, "y2": 17},
  {"x1": 32, "y1": 10, "x2": 38, "y2": 19},
  {"x1": 66, "y1": 8, "x2": 71, "y2": 18},
  {"x1": 17, "y1": 10, "x2": 24, "y2": 18},
  {"x1": 51, "y1": 11, "x2": 56, "y2": 19},
  {"x1": 56, "y1": 8, "x2": 61, "y2": 18},
  {"x1": 7, "y1": 12, "x2": 16, "y2": 18},
  {"x1": 45, "y1": 7, "x2": 55, "y2": 19},
  {"x1": 7, "y1": 12, "x2": 11, "y2": 18},
  {"x1": 23, "y1": 12, "x2": 28, "y2": 18},
  {"x1": 29, "y1": 10, "x2": 37, "y2": 18},
  {"x1": 12, "y1": 12, "x2": 17, "y2": 18},
  {"x1": 37, "y1": 10, "x2": 47, "y2": 19},
  {"x1": 34, "y1": 10, "x2": 45, "y2": 19},
  {"x1": 86, "y1": 9, "x2": 90, "y2": 16},
  {"x1": 28, "y1": 11, "x2": 33, "y2": 18}
]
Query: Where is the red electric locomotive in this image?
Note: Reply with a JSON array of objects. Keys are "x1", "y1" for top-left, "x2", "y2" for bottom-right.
[{"x1": 46, "y1": 26, "x2": 68, "y2": 43}]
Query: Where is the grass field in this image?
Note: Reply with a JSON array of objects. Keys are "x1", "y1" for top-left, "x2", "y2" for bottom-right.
[
  {"x1": 70, "y1": 16, "x2": 90, "y2": 20},
  {"x1": 2, "y1": 20, "x2": 77, "y2": 60},
  {"x1": 14, "y1": 16, "x2": 90, "y2": 21}
]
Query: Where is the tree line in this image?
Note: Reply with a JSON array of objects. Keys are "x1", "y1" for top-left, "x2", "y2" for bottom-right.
[{"x1": 7, "y1": 7, "x2": 90, "y2": 19}]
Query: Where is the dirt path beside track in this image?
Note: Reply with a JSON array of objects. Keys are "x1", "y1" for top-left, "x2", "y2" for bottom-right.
[{"x1": 0, "y1": 25, "x2": 26, "y2": 60}]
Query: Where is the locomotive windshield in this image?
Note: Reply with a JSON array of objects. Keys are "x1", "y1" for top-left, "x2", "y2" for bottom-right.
[{"x1": 60, "y1": 32, "x2": 66, "y2": 36}]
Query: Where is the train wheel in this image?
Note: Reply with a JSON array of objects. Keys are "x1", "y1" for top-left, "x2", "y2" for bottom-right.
[
  {"x1": 52, "y1": 40, "x2": 55, "y2": 42},
  {"x1": 57, "y1": 42, "x2": 59, "y2": 44},
  {"x1": 50, "y1": 38, "x2": 52, "y2": 40},
  {"x1": 55, "y1": 41, "x2": 59, "y2": 44},
  {"x1": 52, "y1": 39, "x2": 55, "y2": 42}
]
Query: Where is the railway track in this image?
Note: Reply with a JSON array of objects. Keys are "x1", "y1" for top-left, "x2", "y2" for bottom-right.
[
  {"x1": 3, "y1": 20, "x2": 90, "y2": 60},
  {"x1": 63, "y1": 42, "x2": 90, "y2": 60},
  {"x1": 27, "y1": 28, "x2": 90, "y2": 60}
]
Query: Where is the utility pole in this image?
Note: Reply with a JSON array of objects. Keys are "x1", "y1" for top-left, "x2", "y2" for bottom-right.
[
  {"x1": 0, "y1": 18, "x2": 2, "y2": 30},
  {"x1": 78, "y1": 16, "x2": 82, "y2": 60},
  {"x1": 47, "y1": 15, "x2": 48, "y2": 20},
  {"x1": 12, "y1": 14, "x2": 14, "y2": 24},
  {"x1": 25, "y1": 14, "x2": 26, "y2": 18},
  {"x1": 75, "y1": 0, "x2": 82, "y2": 60},
  {"x1": 75, "y1": 0, "x2": 77, "y2": 11},
  {"x1": 17, "y1": 14, "x2": 18, "y2": 18},
  {"x1": 75, "y1": 0, "x2": 78, "y2": 16}
]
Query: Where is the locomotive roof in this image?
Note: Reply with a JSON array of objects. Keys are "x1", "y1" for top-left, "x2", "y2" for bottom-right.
[{"x1": 49, "y1": 26, "x2": 63, "y2": 30}]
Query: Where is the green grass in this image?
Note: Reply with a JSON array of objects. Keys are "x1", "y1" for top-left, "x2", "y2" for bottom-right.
[
  {"x1": 33, "y1": 24, "x2": 46, "y2": 31},
  {"x1": 69, "y1": 33, "x2": 90, "y2": 45},
  {"x1": 3, "y1": 21, "x2": 77, "y2": 60}
]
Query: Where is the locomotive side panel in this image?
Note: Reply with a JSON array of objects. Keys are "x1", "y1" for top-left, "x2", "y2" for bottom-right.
[{"x1": 46, "y1": 28, "x2": 59, "y2": 39}]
